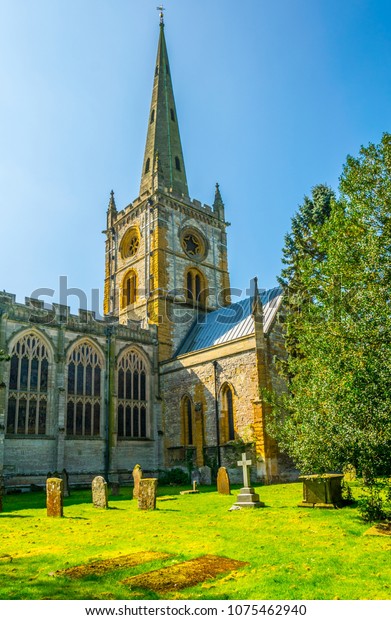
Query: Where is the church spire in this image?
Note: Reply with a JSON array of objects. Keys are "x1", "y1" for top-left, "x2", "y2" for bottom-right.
[{"x1": 139, "y1": 14, "x2": 189, "y2": 198}]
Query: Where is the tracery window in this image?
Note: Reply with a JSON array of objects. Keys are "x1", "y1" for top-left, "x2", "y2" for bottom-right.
[
  {"x1": 181, "y1": 395, "x2": 194, "y2": 446},
  {"x1": 122, "y1": 270, "x2": 137, "y2": 307},
  {"x1": 6, "y1": 332, "x2": 50, "y2": 435},
  {"x1": 66, "y1": 342, "x2": 103, "y2": 437},
  {"x1": 117, "y1": 350, "x2": 149, "y2": 439},
  {"x1": 185, "y1": 268, "x2": 206, "y2": 305},
  {"x1": 220, "y1": 384, "x2": 235, "y2": 443}
]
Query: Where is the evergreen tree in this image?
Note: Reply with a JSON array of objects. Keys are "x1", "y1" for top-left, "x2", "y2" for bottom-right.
[
  {"x1": 268, "y1": 135, "x2": 391, "y2": 509},
  {"x1": 277, "y1": 184, "x2": 335, "y2": 378}
]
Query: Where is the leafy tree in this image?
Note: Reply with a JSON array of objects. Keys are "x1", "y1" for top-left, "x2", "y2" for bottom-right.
[{"x1": 267, "y1": 134, "x2": 391, "y2": 516}]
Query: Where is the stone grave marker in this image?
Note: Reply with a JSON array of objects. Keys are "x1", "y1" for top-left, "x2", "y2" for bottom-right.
[
  {"x1": 298, "y1": 474, "x2": 344, "y2": 508},
  {"x1": 191, "y1": 469, "x2": 201, "y2": 485},
  {"x1": 111, "y1": 482, "x2": 120, "y2": 496},
  {"x1": 92, "y1": 476, "x2": 108, "y2": 509},
  {"x1": 132, "y1": 464, "x2": 143, "y2": 499},
  {"x1": 46, "y1": 477, "x2": 63, "y2": 517},
  {"x1": 138, "y1": 478, "x2": 158, "y2": 510},
  {"x1": 232, "y1": 453, "x2": 264, "y2": 509},
  {"x1": 0, "y1": 476, "x2": 4, "y2": 513},
  {"x1": 199, "y1": 465, "x2": 212, "y2": 485},
  {"x1": 217, "y1": 467, "x2": 231, "y2": 495},
  {"x1": 61, "y1": 469, "x2": 70, "y2": 497},
  {"x1": 343, "y1": 465, "x2": 356, "y2": 482}
]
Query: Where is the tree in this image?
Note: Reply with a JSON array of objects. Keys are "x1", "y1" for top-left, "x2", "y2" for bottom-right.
[
  {"x1": 277, "y1": 184, "x2": 335, "y2": 376},
  {"x1": 267, "y1": 134, "x2": 391, "y2": 516}
]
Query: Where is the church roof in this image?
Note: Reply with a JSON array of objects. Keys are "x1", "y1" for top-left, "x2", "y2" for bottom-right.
[{"x1": 176, "y1": 287, "x2": 283, "y2": 356}]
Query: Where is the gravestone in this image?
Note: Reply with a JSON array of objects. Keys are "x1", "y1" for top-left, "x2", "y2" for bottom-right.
[
  {"x1": 232, "y1": 453, "x2": 264, "y2": 509},
  {"x1": 343, "y1": 465, "x2": 356, "y2": 482},
  {"x1": 138, "y1": 478, "x2": 158, "y2": 510},
  {"x1": 111, "y1": 482, "x2": 120, "y2": 496},
  {"x1": 61, "y1": 469, "x2": 70, "y2": 498},
  {"x1": 180, "y1": 480, "x2": 200, "y2": 495},
  {"x1": 217, "y1": 467, "x2": 231, "y2": 495},
  {"x1": 191, "y1": 469, "x2": 201, "y2": 486},
  {"x1": 92, "y1": 476, "x2": 108, "y2": 509},
  {"x1": 298, "y1": 474, "x2": 344, "y2": 508},
  {"x1": 46, "y1": 477, "x2": 63, "y2": 517},
  {"x1": 132, "y1": 464, "x2": 143, "y2": 499},
  {"x1": 199, "y1": 465, "x2": 212, "y2": 485},
  {"x1": 0, "y1": 476, "x2": 4, "y2": 513}
]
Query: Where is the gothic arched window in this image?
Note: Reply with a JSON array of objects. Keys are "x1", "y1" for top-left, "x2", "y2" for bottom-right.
[
  {"x1": 122, "y1": 271, "x2": 137, "y2": 308},
  {"x1": 181, "y1": 395, "x2": 194, "y2": 446},
  {"x1": 66, "y1": 341, "x2": 103, "y2": 437},
  {"x1": 145, "y1": 158, "x2": 150, "y2": 174},
  {"x1": 175, "y1": 156, "x2": 181, "y2": 172},
  {"x1": 117, "y1": 349, "x2": 149, "y2": 439},
  {"x1": 6, "y1": 332, "x2": 50, "y2": 435},
  {"x1": 220, "y1": 384, "x2": 235, "y2": 443},
  {"x1": 185, "y1": 268, "x2": 207, "y2": 306}
]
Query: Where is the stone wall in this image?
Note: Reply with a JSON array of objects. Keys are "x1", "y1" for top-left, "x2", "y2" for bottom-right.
[
  {"x1": 0, "y1": 293, "x2": 161, "y2": 488},
  {"x1": 160, "y1": 337, "x2": 260, "y2": 479}
]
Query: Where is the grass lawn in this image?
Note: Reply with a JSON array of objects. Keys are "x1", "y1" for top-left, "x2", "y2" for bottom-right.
[{"x1": 0, "y1": 482, "x2": 390, "y2": 600}]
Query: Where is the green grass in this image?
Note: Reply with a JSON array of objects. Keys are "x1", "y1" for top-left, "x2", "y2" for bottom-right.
[{"x1": 0, "y1": 482, "x2": 390, "y2": 600}]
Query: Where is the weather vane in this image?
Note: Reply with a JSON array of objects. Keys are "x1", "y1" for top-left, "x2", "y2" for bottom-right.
[{"x1": 157, "y1": 5, "x2": 165, "y2": 25}]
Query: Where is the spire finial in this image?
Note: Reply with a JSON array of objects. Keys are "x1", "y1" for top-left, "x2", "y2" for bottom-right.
[
  {"x1": 157, "y1": 5, "x2": 165, "y2": 26},
  {"x1": 108, "y1": 189, "x2": 117, "y2": 213}
]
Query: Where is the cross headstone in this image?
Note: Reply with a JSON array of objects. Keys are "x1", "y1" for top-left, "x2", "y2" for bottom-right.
[
  {"x1": 138, "y1": 478, "x2": 158, "y2": 510},
  {"x1": 217, "y1": 467, "x2": 231, "y2": 495},
  {"x1": 237, "y1": 453, "x2": 251, "y2": 488},
  {"x1": 92, "y1": 476, "x2": 108, "y2": 509},
  {"x1": 132, "y1": 464, "x2": 143, "y2": 499},
  {"x1": 46, "y1": 477, "x2": 63, "y2": 517},
  {"x1": 232, "y1": 452, "x2": 264, "y2": 509},
  {"x1": 191, "y1": 469, "x2": 201, "y2": 485}
]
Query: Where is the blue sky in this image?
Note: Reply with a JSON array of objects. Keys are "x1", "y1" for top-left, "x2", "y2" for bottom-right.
[{"x1": 1, "y1": 0, "x2": 390, "y2": 313}]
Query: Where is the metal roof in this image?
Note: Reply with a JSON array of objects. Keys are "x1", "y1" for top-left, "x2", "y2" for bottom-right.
[{"x1": 176, "y1": 287, "x2": 283, "y2": 356}]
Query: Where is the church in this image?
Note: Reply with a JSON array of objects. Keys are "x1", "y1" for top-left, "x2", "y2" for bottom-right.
[{"x1": 0, "y1": 15, "x2": 290, "y2": 489}]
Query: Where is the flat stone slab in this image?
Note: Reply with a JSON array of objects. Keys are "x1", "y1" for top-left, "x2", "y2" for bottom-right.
[
  {"x1": 56, "y1": 552, "x2": 171, "y2": 579},
  {"x1": 364, "y1": 523, "x2": 391, "y2": 537},
  {"x1": 122, "y1": 555, "x2": 248, "y2": 594},
  {"x1": 180, "y1": 490, "x2": 200, "y2": 495}
]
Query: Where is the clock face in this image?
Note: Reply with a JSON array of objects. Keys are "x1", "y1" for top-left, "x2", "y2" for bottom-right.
[{"x1": 181, "y1": 229, "x2": 207, "y2": 260}]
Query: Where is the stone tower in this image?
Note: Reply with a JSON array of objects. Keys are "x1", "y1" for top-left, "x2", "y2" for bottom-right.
[{"x1": 103, "y1": 15, "x2": 231, "y2": 360}]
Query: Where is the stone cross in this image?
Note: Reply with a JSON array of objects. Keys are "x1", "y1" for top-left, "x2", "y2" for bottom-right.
[{"x1": 237, "y1": 453, "x2": 252, "y2": 488}]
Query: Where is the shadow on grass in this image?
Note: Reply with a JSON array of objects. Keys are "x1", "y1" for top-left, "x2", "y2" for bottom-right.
[{"x1": 0, "y1": 514, "x2": 32, "y2": 519}]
